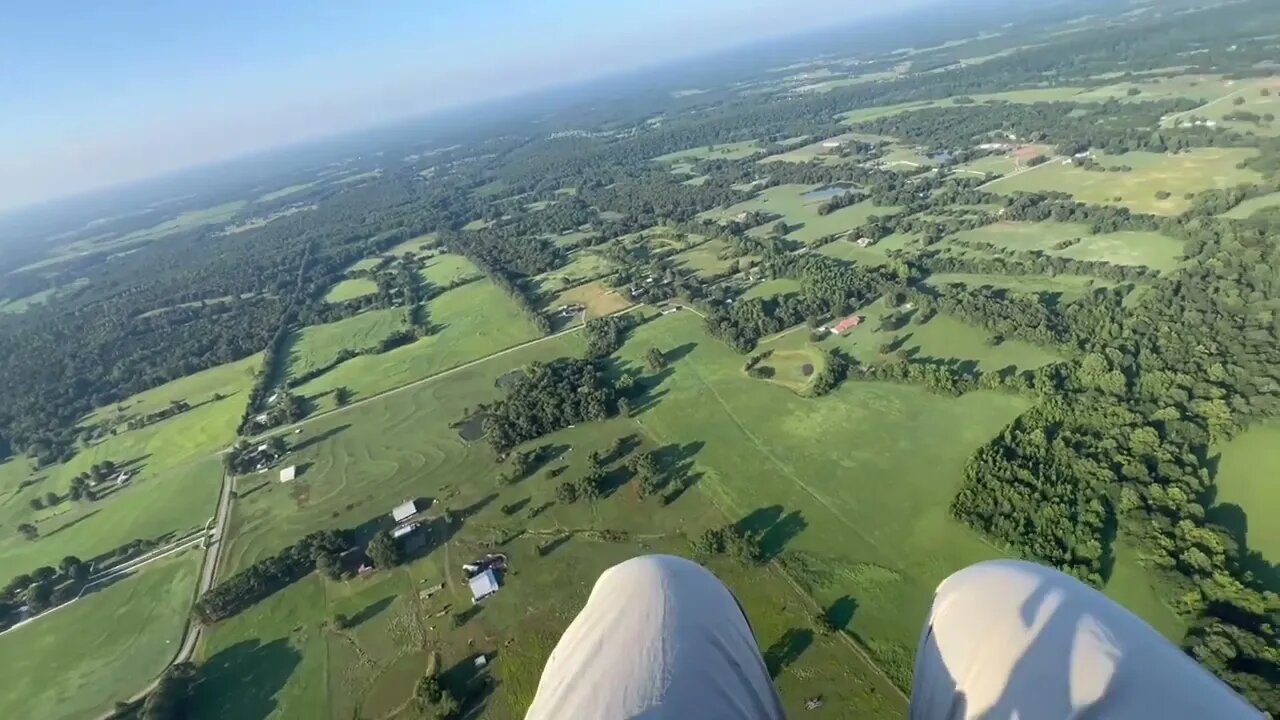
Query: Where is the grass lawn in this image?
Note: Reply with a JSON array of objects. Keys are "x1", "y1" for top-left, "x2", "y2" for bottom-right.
[
  {"x1": 285, "y1": 309, "x2": 410, "y2": 380},
  {"x1": 0, "y1": 355, "x2": 258, "y2": 578},
  {"x1": 1208, "y1": 423, "x2": 1280, "y2": 569},
  {"x1": 256, "y1": 182, "x2": 318, "y2": 203},
  {"x1": 652, "y1": 140, "x2": 763, "y2": 163},
  {"x1": 293, "y1": 280, "x2": 544, "y2": 413},
  {"x1": 544, "y1": 280, "x2": 633, "y2": 318},
  {"x1": 819, "y1": 306, "x2": 1063, "y2": 373},
  {"x1": 985, "y1": 149, "x2": 1261, "y2": 215},
  {"x1": 0, "y1": 549, "x2": 202, "y2": 720},
  {"x1": 545, "y1": 229, "x2": 598, "y2": 248},
  {"x1": 387, "y1": 233, "x2": 439, "y2": 256},
  {"x1": 742, "y1": 278, "x2": 804, "y2": 300},
  {"x1": 671, "y1": 238, "x2": 748, "y2": 278},
  {"x1": 701, "y1": 184, "x2": 899, "y2": 245},
  {"x1": 324, "y1": 277, "x2": 379, "y2": 303},
  {"x1": 419, "y1": 253, "x2": 482, "y2": 287},
  {"x1": 1163, "y1": 77, "x2": 1280, "y2": 136},
  {"x1": 530, "y1": 251, "x2": 616, "y2": 295},
  {"x1": 952, "y1": 221, "x2": 1185, "y2": 271},
  {"x1": 1222, "y1": 192, "x2": 1280, "y2": 219},
  {"x1": 817, "y1": 233, "x2": 919, "y2": 266}
]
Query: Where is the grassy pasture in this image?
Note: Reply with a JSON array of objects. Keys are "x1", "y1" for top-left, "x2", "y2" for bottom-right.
[
  {"x1": 838, "y1": 88, "x2": 1091, "y2": 125},
  {"x1": 985, "y1": 149, "x2": 1261, "y2": 215},
  {"x1": 530, "y1": 251, "x2": 616, "y2": 294},
  {"x1": 1163, "y1": 77, "x2": 1280, "y2": 136},
  {"x1": 256, "y1": 182, "x2": 318, "y2": 203},
  {"x1": 544, "y1": 280, "x2": 633, "y2": 318},
  {"x1": 293, "y1": 280, "x2": 543, "y2": 413},
  {"x1": 285, "y1": 309, "x2": 410, "y2": 380},
  {"x1": 387, "y1": 233, "x2": 439, "y2": 257},
  {"x1": 0, "y1": 550, "x2": 202, "y2": 720},
  {"x1": 1208, "y1": 423, "x2": 1280, "y2": 569},
  {"x1": 952, "y1": 221, "x2": 1185, "y2": 271},
  {"x1": 652, "y1": 140, "x2": 763, "y2": 163},
  {"x1": 817, "y1": 233, "x2": 920, "y2": 266},
  {"x1": 0, "y1": 355, "x2": 258, "y2": 578},
  {"x1": 701, "y1": 183, "x2": 900, "y2": 245},
  {"x1": 545, "y1": 229, "x2": 598, "y2": 248},
  {"x1": 202, "y1": 322, "x2": 905, "y2": 719},
  {"x1": 419, "y1": 253, "x2": 482, "y2": 287},
  {"x1": 671, "y1": 238, "x2": 747, "y2": 278},
  {"x1": 742, "y1": 278, "x2": 804, "y2": 300},
  {"x1": 112, "y1": 201, "x2": 247, "y2": 246},
  {"x1": 926, "y1": 272, "x2": 1114, "y2": 299},
  {"x1": 323, "y1": 277, "x2": 379, "y2": 303},
  {"x1": 1222, "y1": 192, "x2": 1280, "y2": 219}
]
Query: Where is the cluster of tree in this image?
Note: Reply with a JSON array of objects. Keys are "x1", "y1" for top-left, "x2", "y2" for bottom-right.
[
  {"x1": 946, "y1": 210, "x2": 1280, "y2": 711},
  {"x1": 816, "y1": 190, "x2": 865, "y2": 216},
  {"x1": 690, "y1": 524, "x2": 764, "y2": 564},
  {"x1": 583, "y1": 315, "x2": 633, "y2": 358},
  {"x1": 140, "y1": 662, "x2": 198, "y2": 720},
  {"x1": 481, "y1": 359, "x2": 621, "y2": 453},
  {"x1": 224, "y1": 436, "x2": 287, "y2": 476},
  {"x1": 0, "y1": 555, "x2": 91, "y2": 630},
  {"x1": 194, "y1": 529, "x2": 349, "y2": 623},
  {"x1": 367, "y1": 529, "x2": 404, "y2": 570},
  {"x1": 808, "y1": 349, "x2": 852, "y2": 397}
]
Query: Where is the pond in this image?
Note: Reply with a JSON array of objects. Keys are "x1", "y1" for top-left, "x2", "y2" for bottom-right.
[{"x1": 802, "y1": 183, "x2": 857, "y2": 202}]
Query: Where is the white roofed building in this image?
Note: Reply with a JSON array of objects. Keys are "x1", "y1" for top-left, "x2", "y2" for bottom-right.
[
  {"x1": 468, "y1": 568, "x2": 500, "y2": 602},
  {"x1": 391, "y1": 500, "x2": 419, "y2": 524}
]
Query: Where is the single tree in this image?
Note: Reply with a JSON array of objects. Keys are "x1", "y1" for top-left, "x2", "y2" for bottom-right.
[
  {"x1": 17, "y1": 523, "x2": 38, "y2": 541},
  {"x1": 367, "y1": 530, "x2": 402, "y2": 569},
  {"x1": 645, "y1": 347, "x2": 667, "y2": 373},
  {"x1": 333, "y1": 386, "x2": 352, "y2": 407}
]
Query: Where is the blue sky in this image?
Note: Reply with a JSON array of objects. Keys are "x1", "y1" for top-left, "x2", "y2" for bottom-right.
[{"x1": 0, "y1": 0, "x2": 895, "y2": 212}]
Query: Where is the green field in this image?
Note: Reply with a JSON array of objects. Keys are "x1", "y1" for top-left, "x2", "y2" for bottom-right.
[
  {"x1": 653, "y1": 140, "x2": 763, "y2": 163},
  {"x1": 985, "y1": 149, "x2": 1261, "y2": 215},
  {"x1": 112, "y1": 201, "x2": 248, "y2": 245},
  {"x1": 700, "y1": 184, "x2": 900, "y2": 245},
  {"x1": 838, "y1": 88, "x2": 1092, "y2": 125},
  {"x1": 742, "y1": 277, "x2": 804, "y2": 300},
  {"x1": 0, "y1": 550, "x2": 202, "y2": 720},
  {"x1": 324, "y1": 277, "x2": 379, "y2": 303},
  {"x1": 293, "y1": 280, "x2": 543, "y2": 413},
  {"x1": 1209, "y1": 423, "x2": 1280, "y2": 568},
  {"x1": 203, "y1": 322, "x2": 906, "y2": 719},
  {"x1": 256, "y1": 182, "x2": 318, "y2": 203},
  {"x1": 285, "y1": 309, "x2": 410, "y2": 380},
  {"x1": 817, "y1": 233, "x2": 920, "y2": 266},
  {"x1": 531, "y1": 251, "x2": 616, "y2": 294},
  {"x1": 671, "y1": 238, "x2": 747, "y2": 277},
  {"x1": 418, "y1": 253, "x2": 481, "y2": 287},
  {"x1": 952, "y1": 221, "x2": 1185, "y2": 271},
  {"x1": 1163, "y1": 77, "x2": 1280, "y2": 136},
  {"x1": 0, "y1": 355, "x2": 258, "y2": 578},
  {"x1": 1222, "y1": 192, "x2": 1280, "y2": 219},
  {"x1": 925, "y1": 272, "x2": 1114, "y2": 299},
  {"x1": 386, "y1": 233, "x2": 439, "y2": 256}
]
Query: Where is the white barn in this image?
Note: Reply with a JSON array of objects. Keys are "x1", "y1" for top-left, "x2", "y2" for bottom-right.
[
  {"x1": 391, "y1": 500, "x2": 419, "y2": 524},
  {"x1": 278, "y1": 466, "x2": 297, "y2": 483},
  {"x1": 468, "y1": 568, "x2": 500, "y2": 602}
]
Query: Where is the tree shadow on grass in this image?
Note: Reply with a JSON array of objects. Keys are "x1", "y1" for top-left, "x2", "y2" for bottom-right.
[
  {"x1": 291, "y1": 424, "x2": 351, "y2": 453},
  {"x1": 440, "y1": 651, "x2": 497, "y2": 718},
  {"x1": 193, "y1": 638, "x2": 301, "y2": 720},
  {"x1": 825, "y1": 596, "x2": 858, "y2": 632},
  {"x1": 763, "y1": 628, "x2": 813, "y2": 678},
  {"x1": 348, "y1": 595, "x2": 396, "y2": 628},
  {"x1": 664, "y1": 342, "x2": 698, "y2": 364},
  {"x1": 1206, "y1": 501, "x2": 1280, "y2": 593},
  {"x1": 43, "y1": 509, "x2": 102, "y2": 538}
]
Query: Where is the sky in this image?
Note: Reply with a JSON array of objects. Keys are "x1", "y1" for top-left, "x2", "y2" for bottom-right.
[{"x1": 0, "y1": 0, "x2": 902, "y2": 213}]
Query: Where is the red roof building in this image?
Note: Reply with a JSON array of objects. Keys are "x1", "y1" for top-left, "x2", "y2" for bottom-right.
[{"x1": 831, "y1": 315, "x2": 863, "y2": 334}]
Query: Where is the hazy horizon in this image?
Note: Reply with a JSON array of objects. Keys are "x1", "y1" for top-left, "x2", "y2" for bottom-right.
[{"x1": 0, "y1": 0, "x2": 920, "y2": 214}]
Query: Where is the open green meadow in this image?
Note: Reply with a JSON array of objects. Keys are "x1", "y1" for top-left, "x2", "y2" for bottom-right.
[
  {"x1": 671, "y1": 238, "x2": 749, "y2": 278},
  {"x1": 285, "y1": 309, "x2": 410, "y2": 380},
  {"x1": 294, "y1": 280, "x2": 543, "y2": 413},
  {"x1": 256, "y1": 182, "x2": 318, "y2": 203},
  {"x1": 201, "y1": 320, "x2": 906, "y2": 719},
  {"x1": 419, "y1": 253, "x2": 482, "y2": 287},
  {"x1": 952, "y1": 221, "x2": 1185, "y2": 271},
  {"x1": 112, "y1": 201, "x2": 248, "y2": 246},
  {"x1": 1208, "y1": 423, "x2": 1280, "y2": 569},
  {"x1": 700, "y1": 183, "x2": 899, "y2": 245},
  {"x1": 653, "y1": 140, "x2": 763, "y2": 163},
  {"x1": 0, "y1": 549, "x2": 202, "y2": 720},
  {"x1": 816, "y1": 233, "x2": 919, "y2": 266},
  {"x1": 530, "y1": 250, "x2": 616, "y2": 294},
  {"x1": 1163, "y1": 77, "x2": 1280, "y2": 136},
  {"x1": 387, "y1": 233, "x2": 439, "y2": 257},
  {"x1": 985, "y1": 149, "x2": 1261, "y2": 214},
  {"x1": 926, "y1": 271, "x2": 1115, "y2": 299},
  {"x1": 1222, "y1": 192, "x2": 1280, "y2": 219},
  {"x1": 742, "y1": 277, "x2": 804, "y2": 300},
  {"x1": 323, "y1": 277, "x2": 379, "y2": 303},
  {"x1": 544, "y1": 280, "x2": 633, "y2": 317},
  {"x1": 0, "y1": 355, "x2": 258, "y2": 578}
]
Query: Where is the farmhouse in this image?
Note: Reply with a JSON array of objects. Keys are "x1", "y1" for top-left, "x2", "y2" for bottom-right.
[
  {"x1": 391, "y1": 499, "x2": 419, "y2": 524},
  {"x1": 468, "y1": 568, "x2": 500, "y2": 602}
]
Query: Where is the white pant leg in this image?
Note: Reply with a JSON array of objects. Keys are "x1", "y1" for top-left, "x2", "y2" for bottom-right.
[
  {"x1": 910, "y1": 559, "x2": 1261, "y2": 720},
  {"x1": 525, "y1": 554, "x2": 785, "y2": 720}
]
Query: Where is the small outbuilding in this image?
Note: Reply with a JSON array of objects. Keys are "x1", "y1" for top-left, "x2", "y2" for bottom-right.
[
  {"x1": 278, "y1": 466, "x2": 297, "y2": 483},
  {"x1": 468, "y1": 568, "x2": 500, "y2": 603},
  {"x1": 391, "y1": 500, "x2": 419, "y2": 524}
]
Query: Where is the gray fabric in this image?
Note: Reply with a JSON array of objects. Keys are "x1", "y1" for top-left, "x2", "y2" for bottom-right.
[
  {"x1": 911, "y1": 559, "x2": 1261, "y2": 720},
  {"x1": 524, "y1": 554, "x2": 785, "y2": 720}
]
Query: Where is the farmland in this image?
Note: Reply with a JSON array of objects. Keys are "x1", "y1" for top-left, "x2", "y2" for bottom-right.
[
  {"x1": 653, "y1": 140, "x2": 763, "y2": 163},
  {"x1": 1209, "y1": 423, "x2": 1280, "y2": 571},
  {"x1": 951, "y1": 221, "x2": 1185, "y2": 271},
  {"x1": 544, "y1": 280, "x2": 633, "y2": 317},
  {"x1": 530, "y1": 251, "x2": 616, "y2": 294},
  {"x1": 284, "y1": 309, "x2": 410, "y2": 381},
  {"x1": 0, "y1": 550, "x2": 202, "y2": 720},
  {"x1": 984, "y1": 148, "x2": 1261, "y2": 214},
  {"x1": 293, "y1": 279, "x2": 543, "y2": 413},
  {"x1": 419, "y1": 253, "x2": 482, "y2": 287}
]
